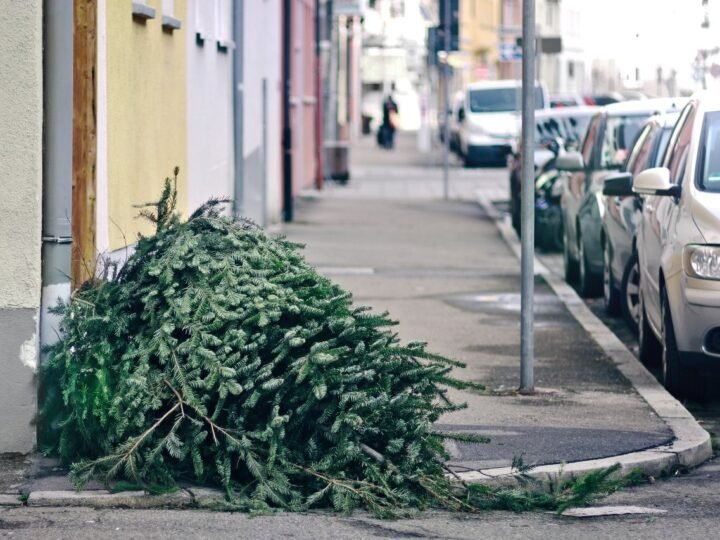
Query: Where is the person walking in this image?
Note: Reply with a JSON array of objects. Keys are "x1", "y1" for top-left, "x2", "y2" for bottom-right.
[{"x1": 379, "y1": 94, "x2": 399, "y2": 149}]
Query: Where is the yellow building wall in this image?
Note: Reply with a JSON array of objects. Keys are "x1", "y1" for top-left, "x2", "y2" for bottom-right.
[
  {"x1": 106, "y1": 0, "x2": 188, "y2": 250},
  {"x1": 460, "y1": 0, "x2": 500, "y2": 82}
]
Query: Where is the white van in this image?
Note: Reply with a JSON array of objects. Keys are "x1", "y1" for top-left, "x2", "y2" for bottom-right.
[{"x1": 458, "y1": 80, "x2": 548, "y2": 166}]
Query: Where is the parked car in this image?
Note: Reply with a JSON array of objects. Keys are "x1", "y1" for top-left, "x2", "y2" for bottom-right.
[
  {"x1": 550, "y1": 94, "x2": 586, "y2": 108},
  {"x1": 556, "y1": 99, "x2": 685, "y2": 297},
  {"x1": 584, "y1": 93, "x2": 625, "y2": 106},
  {"x1": 601, "y1": 112, "x2": 679, "y2": 333},
  {"x1": 508, "y1": 106, "x2": 598, "y2": 238},
  {"x1": 633, "y1": 92, "x2": 720, "y2": 397},
  {"x1": 458, "y1": 80, "x2": 548, "y2": 167}
]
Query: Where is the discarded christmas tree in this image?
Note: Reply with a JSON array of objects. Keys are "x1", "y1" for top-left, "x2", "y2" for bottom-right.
[{"x1": 43, "y1": 170, "x2": 637, "y2": 515}]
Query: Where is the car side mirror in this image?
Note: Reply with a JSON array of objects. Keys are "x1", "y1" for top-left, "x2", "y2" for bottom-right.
[
  {"x1": 555, "y1": 151, "x2": 584, "y2": 172},
  {"x1": 602, "y1": 172, "x2": 634, "y2": 196},
  {"x1": 458, "y1": 107, "x2": 465, "y2": 122},
  {"x1": 632, "y1": 167, "x2": 681, "y2": 197}
]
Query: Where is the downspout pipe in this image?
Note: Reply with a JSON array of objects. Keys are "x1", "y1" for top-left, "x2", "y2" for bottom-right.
[
  {"x1": 41, "y1": 0, "x2": 74, "y2": 350},
  {"x1": 232, "y1": 0, "x2": 245, "y2": 218},
  {"x1": 282, "y1": 0, "x2": 294, "y2": 222},
  {"x1": 314, "y1": 0, "x2": 324, "y2": 190}
]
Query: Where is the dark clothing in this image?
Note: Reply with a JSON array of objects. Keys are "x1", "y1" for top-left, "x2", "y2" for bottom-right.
[
  {"x1": 382, "y1": 97, "x2": 398, "y2": 126},
  {"x1": 380, "y1": 97, "x2": 399, "y2": 149}
]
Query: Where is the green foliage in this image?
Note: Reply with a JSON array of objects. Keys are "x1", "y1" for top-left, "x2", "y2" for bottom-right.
[
  {"x1": 42, "y1": 174, "x2": 486, "y2": 515},
  {"x1": 42, "y1": 173, "x2": 633, "y2": 515},
  {"x1": 467, "y1": 464, "x2": 643, "y2": 514}
]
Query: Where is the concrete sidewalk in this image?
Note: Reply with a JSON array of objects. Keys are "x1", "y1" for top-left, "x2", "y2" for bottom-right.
[{"x1": 283, "y1": 194, "x2": 676, "y2": 471}]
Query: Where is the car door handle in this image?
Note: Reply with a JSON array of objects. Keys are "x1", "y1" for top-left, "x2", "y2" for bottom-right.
[{"x1": 646, "y1": 204, "x2": 655, "y2": 213}]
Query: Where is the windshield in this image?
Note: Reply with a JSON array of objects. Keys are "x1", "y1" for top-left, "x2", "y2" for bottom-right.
[
  {"x1": 535, "y1": 114, "x2": 592, "y2": 145},
  {"x1": 600, "y1": 115, "x2": 649, "y2": 169},
  {"x1": 699, "y1": 111, "x2": 720, "y2": 192},
  {"x1": 468, "y1": 87, "x2": 544, "y2": 113}
]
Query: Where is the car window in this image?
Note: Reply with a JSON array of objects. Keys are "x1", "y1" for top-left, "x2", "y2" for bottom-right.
[
  {"x1": 581, "y1": 115, "x2": 601, "y2": 166},
  {"x1": 698, "y1": 111, "x2": 720, "y2": 192},
  {"x1": 624, "y1": 124, "x2": 653, "y2": 175},
  {"x1": 666, "y1": 105, "x2": 696, "y2": 184},
  {"x1": 600, "y1": 115, "x2": 648, "y2": 169},
  {"x1": 468, "y1": 87, "x2": 544, "y2": 113},
  {"x1": 654, "y1": 127, "x2": 673, "y2": 167}
]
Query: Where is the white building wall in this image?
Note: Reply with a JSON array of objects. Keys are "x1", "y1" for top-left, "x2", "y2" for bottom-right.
[
  {"x1": 557, "y1": 0, "x2": 588, "y2": 94},
  {"x1": 186, "y1": 0, "x2": 235, "y2": 213},
  {"x1": 243, "y1": 0, "x2": 282, "y2": 225},
  {"x1": 0, "y1": 0, "x2": 43, "y2": 453}
]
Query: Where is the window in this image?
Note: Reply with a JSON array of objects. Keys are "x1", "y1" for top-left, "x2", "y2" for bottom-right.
[
  {"x1": 625, "y1": 124, "x2": 653, "y2": 175},
  {"x1": 132, "y1": 0, "x2": 156, "y2": 20},
  {"x1": 665, "y1": 105, "x2": 696, "y2": 184},
  {"x1": 581, "y1": 115, "x2": 601, "y2": 166},
  {"x1": 161, "y1": 0, "x2": 181, "y2": 31},
  {"x1": 600, "y1": 115, "x2": 648, "y2": 170},
  {"x1": 468, "y1": 86, "x2": 544, "y2": 113},
  {"x1": 215, "y1": 0, "x2": 234, "y2": 52},
  {"x1": 699, "y1": 111, "x2": 720, "y2": 192}
]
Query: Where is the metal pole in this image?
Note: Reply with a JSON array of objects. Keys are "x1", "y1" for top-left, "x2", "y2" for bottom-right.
[
  {"x1": 442, "y1": 0, "x2": 450, "y2": 201},
  {"x1": 520, "y1": 0, "x2": 536, "y2": 393},
  {"x1": 282, "y1": 0, "x2": 293, "y2": 222},
  {"x1": 232, "y1": 0, "x2": 245, "y2": 218}
]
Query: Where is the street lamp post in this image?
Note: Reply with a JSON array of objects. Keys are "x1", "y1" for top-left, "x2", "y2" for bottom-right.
[{"x1": 520, "y1": 0, "x2": 536, "y2": 394}]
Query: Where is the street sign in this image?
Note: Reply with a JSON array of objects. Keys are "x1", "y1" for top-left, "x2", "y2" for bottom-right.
[
  {"x1": 500, "y1": 42, "x2": 523, "y2": 61},
  {"x1": 438, "y1": 0, "x2": 459, "y2": 52}
]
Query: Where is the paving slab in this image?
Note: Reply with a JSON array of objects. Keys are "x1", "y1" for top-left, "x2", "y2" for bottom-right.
[{"x1": 282, "y1": 195, "x2": 673, "y2": 471}]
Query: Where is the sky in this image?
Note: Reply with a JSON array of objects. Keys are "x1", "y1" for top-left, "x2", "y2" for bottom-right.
[{"x1": 583, "y1": 0, "x2": 719, "y2": 89}]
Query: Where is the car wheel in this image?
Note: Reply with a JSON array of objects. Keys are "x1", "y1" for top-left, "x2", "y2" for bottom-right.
[
  {"x1": 603, "y1": 240, "x2": 621, "y2": 315},
  {"x1": 621, "y1": 251, "x2": 641, "y2": 335},
  {"x1": 638, "y1": 289, "x2": 661, "y2": 367},
  {"x1": 563, "y1": 225, "x2": 578, "y2": 283},
  {"x1": 578, "y1": 231, "x2": 602, "y2": 298},
  {"x1": 661, "y1": 287, "x2": 692, "y2": 399}
]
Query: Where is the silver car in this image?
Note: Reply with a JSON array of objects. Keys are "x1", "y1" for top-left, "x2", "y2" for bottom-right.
[{"x1": 634, "y1": 92, "x2": 720, "y2": 398}]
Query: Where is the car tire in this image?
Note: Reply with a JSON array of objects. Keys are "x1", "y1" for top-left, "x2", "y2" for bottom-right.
[
  {"x1": 578, "y1": 231, "x2": 602, "y2": 298},
  {"x1": 620, "y1": 251, "x2": 641, "y2": 336},
  {"x1": 661, "y1": 287, "x2": 692, "y2": 399},
  {"x1": 638, "y1": 290, "x2": 661, "y2": 367},
  {"x1": 603, "y1": 240, "x2": 621, "y2": 316},
  {"x1": 563, "y1": 225, "x2": 578, "y2": 283}
]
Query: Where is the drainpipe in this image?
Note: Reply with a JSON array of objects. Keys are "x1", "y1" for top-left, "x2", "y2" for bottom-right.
[
  {"x1": 233, "y1": 0, "x2": 245, "y2": 218},
  {"x1": 314, "y1": 0, "x2": 324, "y2": 189},
  {"x1": 282, "y1": 0, "x2": 293, "y2": 222},
  {"x1": 41, "y1": 0, "x2": 74, "y2": 350}
]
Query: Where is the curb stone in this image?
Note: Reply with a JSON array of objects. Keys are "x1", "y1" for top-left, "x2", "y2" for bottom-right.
[
  {"x1": 27, "y1": 489, "x2": 194, "y2": 509},
  {"x1": 463, "y1": 197, "x2": 713, "y2": 486},
  {"x1": 0, "y1": 493, "x2": 23, "y2": 507}
]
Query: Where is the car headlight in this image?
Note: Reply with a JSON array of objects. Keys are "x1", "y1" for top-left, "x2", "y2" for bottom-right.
[{"x1": 683, "y1": 245, "x2": 720, "y2": 280}]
